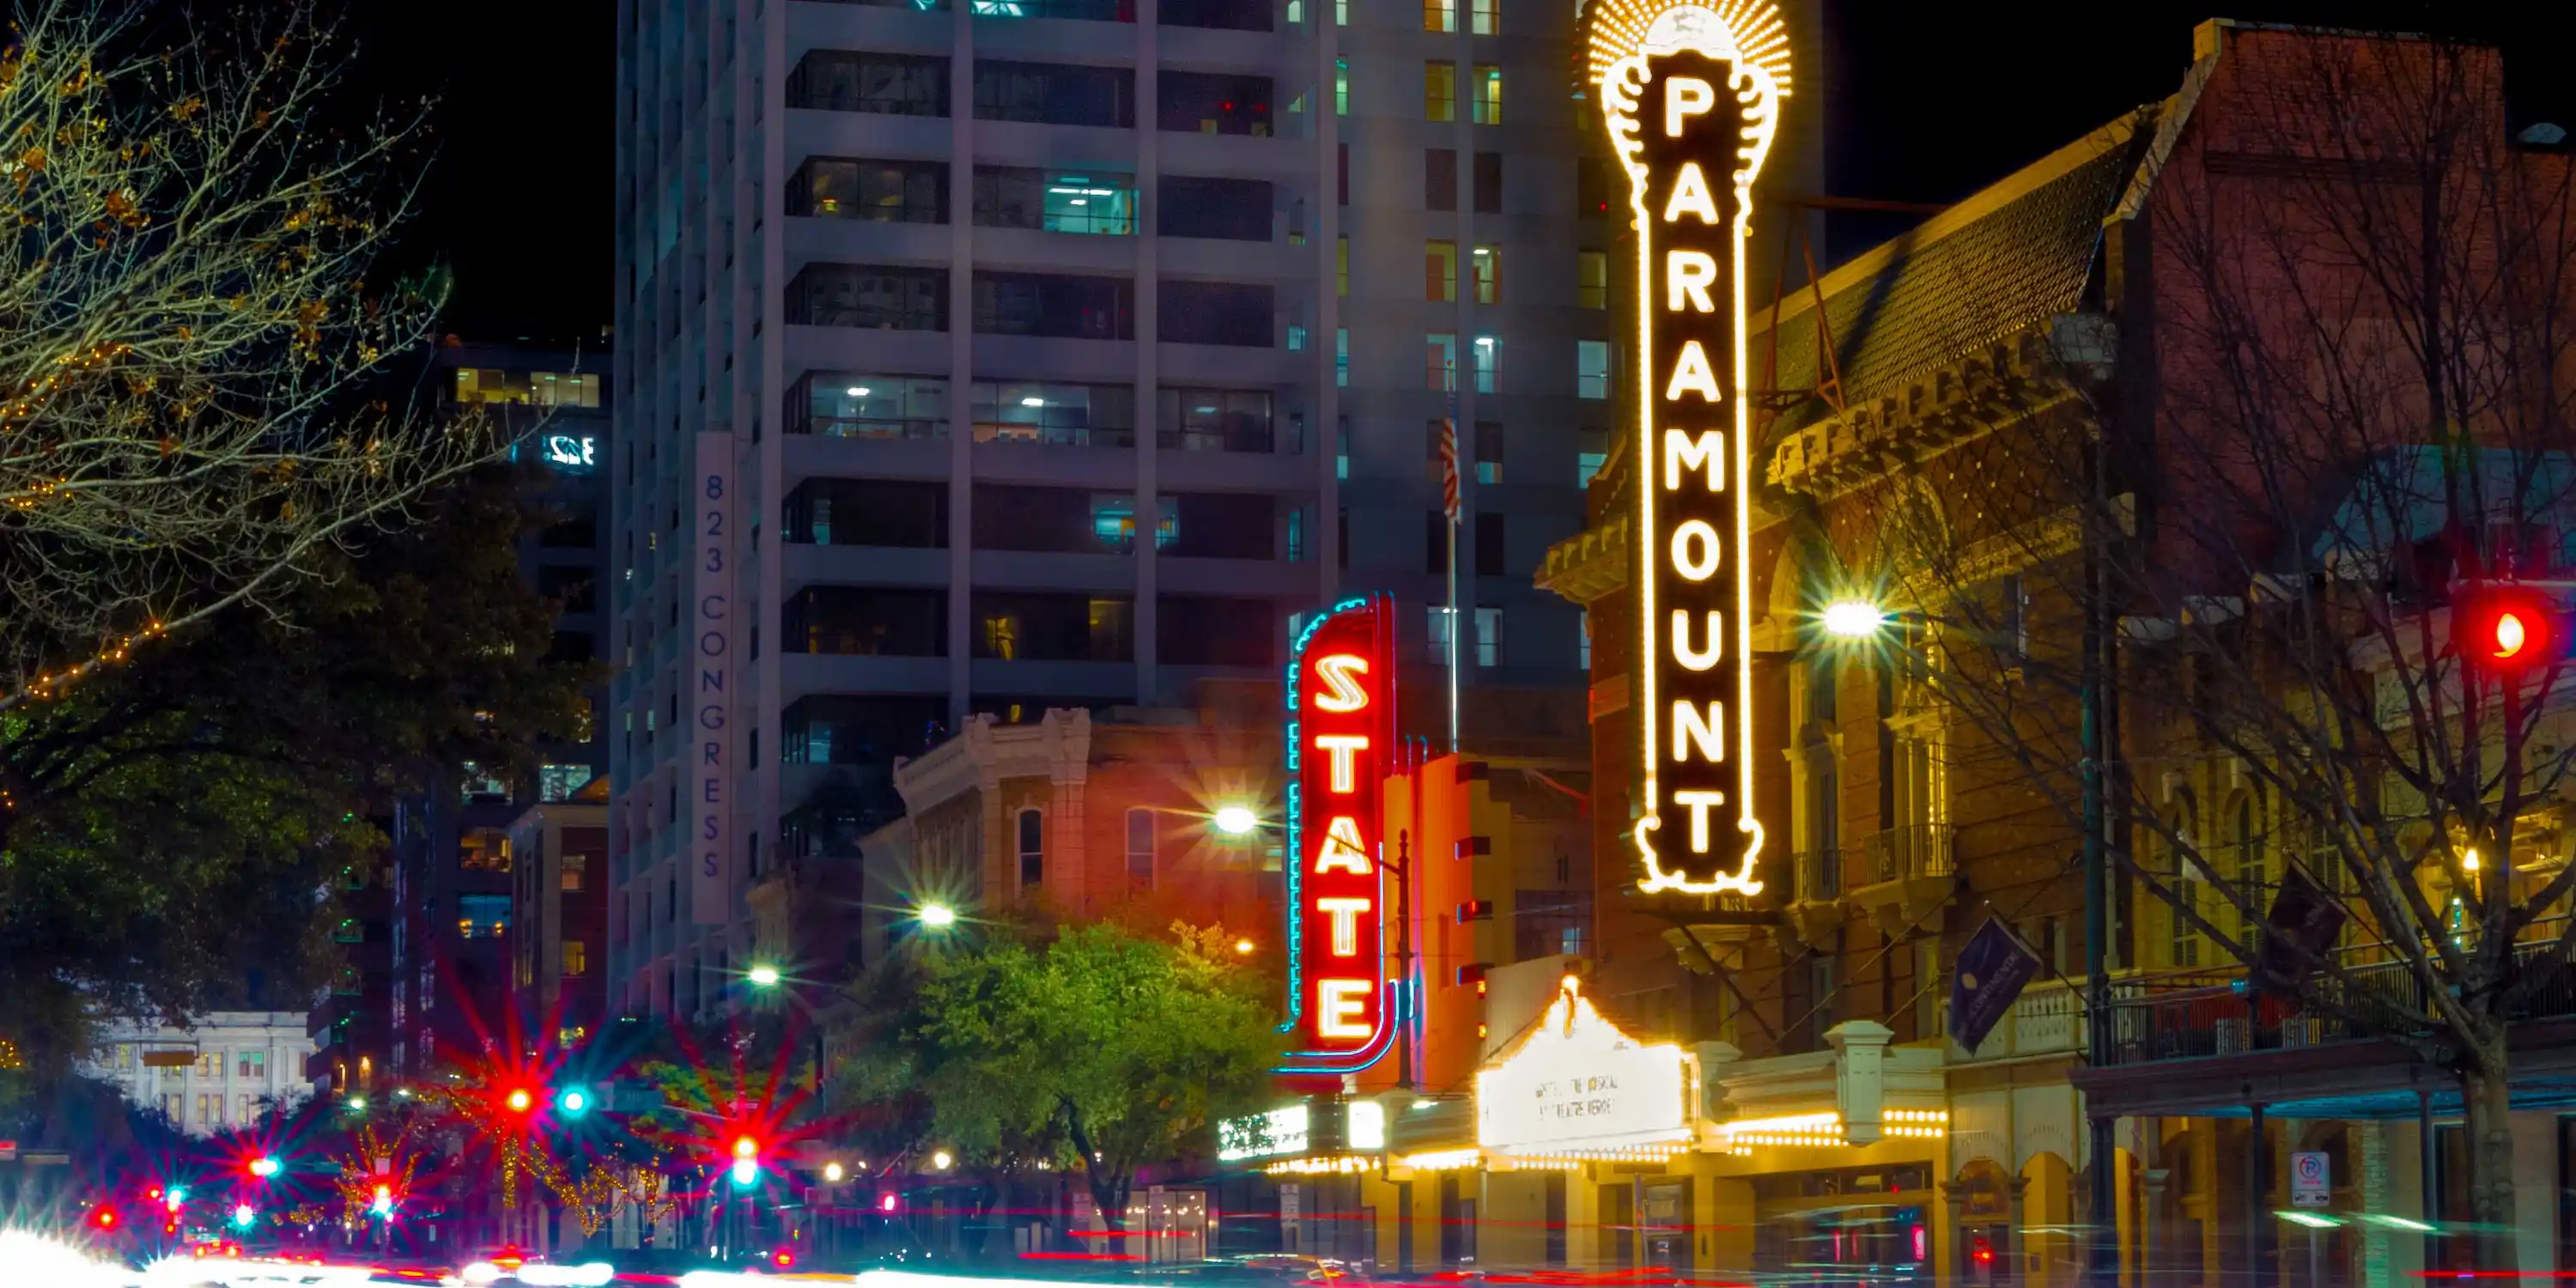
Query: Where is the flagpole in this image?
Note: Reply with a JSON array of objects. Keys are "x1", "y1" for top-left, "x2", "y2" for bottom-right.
[{"x1": 1447, "y1": 507, "x2": 1460, "y2": 753}]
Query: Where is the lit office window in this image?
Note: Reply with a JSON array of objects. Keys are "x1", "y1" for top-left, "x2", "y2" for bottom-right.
[
  {"x1": 1472, "y1": 64, "x2": 1501, "y2": 124},
  {"x1": 1577, "y1": 340, "x2": 1611, "y2": 399},
  {"x1": 1424, "y1": 63, "x2": 1455, "y2": 122}
]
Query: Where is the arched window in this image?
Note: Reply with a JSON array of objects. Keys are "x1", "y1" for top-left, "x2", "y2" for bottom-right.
[
  {"x1": 1796, "y1": 653, "x2": 1840, "y2": 899},
  {"x1": 2169, "y1": 798, "x2": 2202, "y2": 968},
  {"x1": 2228, "y1": 792, "x2": 2268, "y2": 946},
  {"x1": 1017, "y1": 808, "x2": 1045, "y2": 890}
]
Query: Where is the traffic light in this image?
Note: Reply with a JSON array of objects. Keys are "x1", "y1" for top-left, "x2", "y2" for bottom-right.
[
  {"x1": 231, "y1": 1204, "x2": 257, "y2": 1230},
  {"x1": 503, "y1": 1087, "x2": 535, "y2": 1115},
  {"x1": 555, "y1": 1086, "x2": 590, "y2": 1118},
  {"x1": 167, "y1": 1185, "x2": 189, "y2": 1208},
  {"x1": 729, "y1": 1135, "x2": 762, "y2": 1188},
  {"x1": 369, "y1": 1185, "x2": 394, "y2": 1218},
  {"x1": 2455, "y1": 585, "x2": 2562, "y2": 678},
  {"x1": 88, "y1": 1205, "x2": 119, "y2": 1230},
  {"x1": 247, "y1": 1156, "x2": 280, "y2": 1179}
]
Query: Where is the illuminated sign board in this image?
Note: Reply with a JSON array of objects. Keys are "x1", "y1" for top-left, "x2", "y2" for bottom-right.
[
  {"x1": 1281, "y1": 595, "x2": 1399, "y2": 1073},
  {"x1": 1593, "y1": 0, "x2": 1790, "y2": 896},
  {"x1": 543, "y1": 434, "x2": 598, "y2": 470},
  {"x1": 1218, "y1": 1104, "x2": 1313, "y2": 1161},
  {"x1": 1476, "y1": 975, "x2": 1692, "y2": 1155}
]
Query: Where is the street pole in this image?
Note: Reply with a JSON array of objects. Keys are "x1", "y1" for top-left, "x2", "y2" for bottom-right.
[
  {"x1": 2083, "y1": 424, "x2": 2119, "y2": 1288},
  {"x1": 1394, "y1": 828, "x2": 1415, "y2": 1091},
  {"x1": 1447, "y1": 509, "x2": 1461, "y2": 753}
]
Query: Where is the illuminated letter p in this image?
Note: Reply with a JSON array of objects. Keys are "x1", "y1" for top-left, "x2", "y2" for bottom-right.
[{"x1": 1664, "y1": 77, "x2": 1716, "y2": 137}]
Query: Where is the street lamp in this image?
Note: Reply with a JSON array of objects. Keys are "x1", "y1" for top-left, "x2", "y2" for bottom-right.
[
  {"x1": 916, "y1": 902, "x2": 958, "y2": 929},
  {"x1": 1212, "y1": 805, "x2": 1260, "y2": 836},
  {"x1": 746, "y1": 964, "x2": 783, "y2": 987},
  {"x1": 1821, "y1": 599, "x2": 1887, "y2": 639}
]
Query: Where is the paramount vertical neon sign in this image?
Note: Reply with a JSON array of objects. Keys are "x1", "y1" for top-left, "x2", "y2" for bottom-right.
[
  {"x1": 1592, "y1": 0, "x2": 1788, "y2": 896},
  {"x1": 1280, "y1": 595, "x2": 1399, "y2": 1073}
]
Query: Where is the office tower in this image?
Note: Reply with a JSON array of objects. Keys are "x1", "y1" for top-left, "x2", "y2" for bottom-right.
[{"x1": 606, "y1": 0, "x2": 1823, "y2": 1019}]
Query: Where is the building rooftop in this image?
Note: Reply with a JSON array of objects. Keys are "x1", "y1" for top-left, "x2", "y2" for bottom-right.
[{"x1": 1754, "y1": 108, "x2": 2152, "y2": 439}]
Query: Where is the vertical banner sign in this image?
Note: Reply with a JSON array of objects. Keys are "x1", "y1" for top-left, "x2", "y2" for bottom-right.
[
  {"x1": 1280, "y1": 595, "x2": 1399, "y2": 1073},
  {"x1": 1591, "y1": 0, "x2": 1789, "y2": 896},
  {"x1": 692, "y1": 432, "x2": 736, "y2": 925}
]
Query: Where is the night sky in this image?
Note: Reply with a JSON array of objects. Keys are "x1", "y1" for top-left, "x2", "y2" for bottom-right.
[{"x1": 343, "y1": 1, "x2": 2565, "y2": 340}]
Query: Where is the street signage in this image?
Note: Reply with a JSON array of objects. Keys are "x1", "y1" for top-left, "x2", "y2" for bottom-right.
[
  {"x1": 2291, "y1": 1151, "x2": 2330, "y2": 1207},
  {"x1": 1591, "y1": 0, "x2": 1793, "y2": 896},
  {"x1": 1279, "y1": 595, "x2": 1399, "y2": 1073}
]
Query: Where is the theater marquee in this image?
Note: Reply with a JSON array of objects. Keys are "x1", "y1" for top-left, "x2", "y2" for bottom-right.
[
  {"x1": 1590, "y1": 0, "x2": 1789, "y2": 896},
  {"x1": 1280, "y1": 595, "x2": 1400, "y2": 1073}
]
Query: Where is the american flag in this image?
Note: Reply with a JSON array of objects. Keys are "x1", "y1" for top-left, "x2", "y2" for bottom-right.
[{"x1": 1437, "y1": 415, "x2": 1461, "y2": 524}]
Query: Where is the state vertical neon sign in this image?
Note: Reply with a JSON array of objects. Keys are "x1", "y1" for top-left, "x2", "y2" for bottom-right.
[
  {"x1": 1593, "y1": 0, "x2": 1789, "y2": 896},
  {"x1": 1281, "y1": 595, "x2": 1399, "y2": 1072}
]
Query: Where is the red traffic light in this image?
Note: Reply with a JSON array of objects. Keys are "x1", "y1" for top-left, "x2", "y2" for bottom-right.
[
  {"x1": 90, "y1": 1205, "x2": 119, "y2": 1230},
  {"x1": 2456, "y1": 586, "x2": 2562, "y2": 676},
  {"x1": 504, "y1": 1088, "x2": 535, "y2": 1114}
]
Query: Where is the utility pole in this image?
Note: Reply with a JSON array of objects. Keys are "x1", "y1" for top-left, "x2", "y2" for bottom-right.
[{"x1": 2083, "y1": 425, "x2": 2119, "y2": 1288}]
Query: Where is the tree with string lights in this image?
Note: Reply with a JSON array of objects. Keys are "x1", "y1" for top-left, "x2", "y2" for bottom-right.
[{"x1": 0, "y1": 0, "x2": 495, "y2": 713}]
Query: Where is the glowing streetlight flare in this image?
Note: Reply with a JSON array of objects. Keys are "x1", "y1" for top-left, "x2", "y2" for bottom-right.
[
  {"x1": 932, "y1": 1149, "x2": 954, "y2": 1170},
  {"x1": 505, "y1": 1088, "x2": 533, "y2": 1113},
  {"x1": 746, "y1": 965, "x2": 783, "y2": 987},
  {"x1": 1821, "y1": 601, "x2": 1886, "y2": 639},
  {"x1": 824, "y1": 1162, "x2": 846, "y2": 1183},
  {"x1": 917, "y1": 902, "x2": 958, "y2": 928},
  {"x1": 1233, "y1": 938, "x2": 1257, "y2": 956},
  {"x1": 1212, "y1": 805, "x2": 1259, "y2": 835}
]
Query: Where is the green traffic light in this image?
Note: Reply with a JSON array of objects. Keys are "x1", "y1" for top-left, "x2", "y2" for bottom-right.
[{"x1": 556, "y1": 1087, "x2": 590, "y2": 1117}]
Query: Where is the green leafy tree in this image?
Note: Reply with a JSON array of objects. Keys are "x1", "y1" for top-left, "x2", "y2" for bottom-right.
[{"x1": 852, "y1": 921, "x2": 1281, "y2": 1243}]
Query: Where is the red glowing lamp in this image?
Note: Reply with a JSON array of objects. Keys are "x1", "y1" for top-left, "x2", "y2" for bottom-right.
[{"x1": 2456, "y1": 586, "x2": 2562, "y2": 678}]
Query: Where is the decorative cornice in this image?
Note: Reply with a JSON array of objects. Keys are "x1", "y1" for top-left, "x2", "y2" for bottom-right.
[
  {"x1": 1534, "y1": 513, "x2": 1630, "y2": 606},
  {"x1": 1765, "y1": 322, "x2": 2107, "y2": 501}
]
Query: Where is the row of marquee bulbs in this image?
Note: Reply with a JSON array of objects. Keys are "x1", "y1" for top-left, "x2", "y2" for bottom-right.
[
  {"x1": 1263, "y1": 1142, "x2": 1696, "y2": 1176},
  {"x1": 1717, "y1": 1109, "x2": 1952, "y2": 1153}
]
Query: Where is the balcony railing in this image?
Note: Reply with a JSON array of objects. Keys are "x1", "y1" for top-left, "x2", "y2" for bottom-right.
[
  {"x1": 1862, "y1": 823, "x2": 1956, "y2": 884},
  {"x1": 1793, "y1": 848, "x2": 1840, "y2": 902},
  {"x1": 806, "y1": 415, "x2": 948, "y2": 441},
  {"x1": 2098, "y1": 940, "x2": 2576, "y2": 1066}
]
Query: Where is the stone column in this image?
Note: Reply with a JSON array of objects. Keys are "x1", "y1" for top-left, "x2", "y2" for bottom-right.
[
  {"x1": 2357, "y1": 1121, "x2": 2391, "y2": 1288},
  {"x1": 2007, "y1": 1176, "x2": 2031, "y2": 1288},
  {"x1": 1942, "y1": 1181, "x2": 1971, "y2": 1286},
  {"x1": 2140, "y1": 1169, "x2": 2168, "y2": 1288}
]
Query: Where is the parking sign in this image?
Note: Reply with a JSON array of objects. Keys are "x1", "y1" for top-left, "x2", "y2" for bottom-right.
[{"x1": 2291, "y1": 1151, "x2": 2330, "y2": 1207}]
